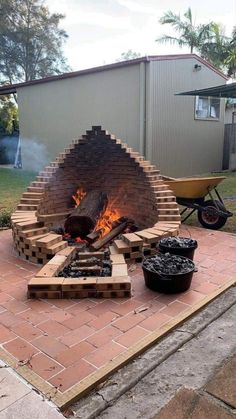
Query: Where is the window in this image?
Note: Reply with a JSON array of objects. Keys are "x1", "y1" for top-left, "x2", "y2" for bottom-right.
[{"x1": 195, "y1": 96, "x2": 220, "y2": 120}]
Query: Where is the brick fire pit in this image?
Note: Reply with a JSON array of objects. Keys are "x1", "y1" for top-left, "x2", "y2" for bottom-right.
[{"x1": 11, "y1": 126, "x2": 180, "y2": 298}]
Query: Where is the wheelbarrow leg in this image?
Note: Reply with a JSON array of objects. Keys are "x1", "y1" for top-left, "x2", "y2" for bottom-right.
[{"x1": 181, "y1": 208, "x2": 196, "y2": 223}]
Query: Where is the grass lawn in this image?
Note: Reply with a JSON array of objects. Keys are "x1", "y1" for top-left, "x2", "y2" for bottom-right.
[
  {"x1": 0, "y1": 168, "x2": 36, "y2": 215},
  {"x1": 0, "y1": 167, "x2": 235, "y2": 234},
  {"x1": 180, "y1": 172, "x2": 236, "y2": 234}
]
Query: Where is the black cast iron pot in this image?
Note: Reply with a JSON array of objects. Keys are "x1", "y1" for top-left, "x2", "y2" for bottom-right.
[{"x1": 142, "y1": 254, "x2": 195, "y2": 294}]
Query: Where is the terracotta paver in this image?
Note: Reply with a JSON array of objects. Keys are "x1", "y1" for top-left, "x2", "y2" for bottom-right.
[
  {"x1": 3, "y1": 337, "x2": 39, "y2": 361},
  {"x1": 0, "y1": 227, "x2": 235, "y2": 401},
  {"x1": 48, "y1": 359, "x2": 96, "y2": 392},
  {"x1": 205, "y1": 355, "x2": 236, "y2": 408},
  {"x1": 29, "y1": 352, "x2": 63, "y2": 380}
]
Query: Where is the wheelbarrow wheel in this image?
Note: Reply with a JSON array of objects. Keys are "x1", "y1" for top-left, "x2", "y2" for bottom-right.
[{"x1": 197, "y1": 200, "x2": 227, "y2": 230}]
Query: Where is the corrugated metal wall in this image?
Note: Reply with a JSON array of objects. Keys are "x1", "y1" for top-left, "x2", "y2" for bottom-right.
[
  {"x1": 146, "y1": 59, "x2": 226, "y2": 176},
  {"x1": 18, "y1": 64, "x2": 141, "y2": 170}
]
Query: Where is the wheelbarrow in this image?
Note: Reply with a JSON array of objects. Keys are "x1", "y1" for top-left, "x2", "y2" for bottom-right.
[{"x1": 162, "y1": 176, "x2": 233, "y2": 230}]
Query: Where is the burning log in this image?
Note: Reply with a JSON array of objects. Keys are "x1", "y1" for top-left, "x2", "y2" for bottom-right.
[
  {"x1": 90, "y1": 220, "x2": 128, "y2": 251},
  {"x1": 64, "y1": 190, "x2": 108, "y2": 238},
  {"x1": 86, "y1": 229, "x2": 102, "y2": 244}
]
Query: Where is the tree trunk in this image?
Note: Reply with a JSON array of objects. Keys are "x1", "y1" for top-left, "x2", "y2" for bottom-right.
[{"x1": 64, "y1": 190, "x2": 108, "y2": 238}]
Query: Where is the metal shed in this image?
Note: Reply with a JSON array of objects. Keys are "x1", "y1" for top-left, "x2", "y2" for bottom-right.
[{"x1": 0, "y1": 54, "x2": 227, "y2": 176}]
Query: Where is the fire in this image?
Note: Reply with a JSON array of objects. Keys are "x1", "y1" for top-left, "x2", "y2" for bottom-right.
[
  {"x1": 72, "y1": 188, "x2": 86, "y2": 207},
  {"x1": 96, "y1": 206, "x2": 120, "y2": 236},
  {"x1": 72, "y1": 187, "x2": 120, "y2": 238}
]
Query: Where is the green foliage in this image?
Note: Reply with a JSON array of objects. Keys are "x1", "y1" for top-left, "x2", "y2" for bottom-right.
[
  {"x1": 157, "y1": 8, "x2": 213, "y2": 54},
  {"x1": 0, "y1": 97, "x2": 19, "y2": 134},
  {"x1": 0, "y1": 0, "x2": 70, "y2": 83},
  {"x1": 0, "y1": 210, "x2": 11, "y2": 227},
  {"x1": 116, "y1": 50, "x2": 141, "y2": 62}
]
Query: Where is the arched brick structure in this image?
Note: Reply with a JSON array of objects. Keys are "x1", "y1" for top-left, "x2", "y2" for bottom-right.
[{"x1": 11, "y1": 126, "x2": 180, "y2": 265}]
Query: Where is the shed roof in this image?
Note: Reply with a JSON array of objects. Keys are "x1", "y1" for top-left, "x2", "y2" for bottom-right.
[
  {"x1": 176, "y1": 82, "x2": 236, "y2": 98},
  {"x1": 0, "y1": 54, "x2": 227, "y2": 95}
]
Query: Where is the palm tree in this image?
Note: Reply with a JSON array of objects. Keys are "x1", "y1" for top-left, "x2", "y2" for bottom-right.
[{"x1": 157, "y1": 8, "x2": 213, "y2": 54}]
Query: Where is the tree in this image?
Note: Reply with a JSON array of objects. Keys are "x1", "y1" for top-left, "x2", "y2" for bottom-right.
[
  {"x1": 116, "y1": 50, "x2": 141, "y2": 62},
  {"x1": 0, "y1": 98, "x2": 19, "y2": 134},
  {"x1": 157, "y1": 8, "x2": 213, "y2": 54},
  {"x1": 0, "y1": 0, "x2": 70, "y2": 84}
]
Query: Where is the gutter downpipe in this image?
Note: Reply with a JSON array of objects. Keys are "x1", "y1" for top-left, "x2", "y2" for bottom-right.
[{"x1": 139, "y1": 61, "x2": 147, "y2": 156}]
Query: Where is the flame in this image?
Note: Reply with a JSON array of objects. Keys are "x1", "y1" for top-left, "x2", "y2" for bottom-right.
[
  {"x1": 72, "y1": 188, "x2": 120, "y2": 238},
  {"x1": 75, "y1": 237, "x2": 88, "y2": 244},
  {"x1": 96, "y1": 206, "x2": 120, "y2": 236},
  {"x1": 72, "y1": 188, "x2": 86, "y2": 207}
]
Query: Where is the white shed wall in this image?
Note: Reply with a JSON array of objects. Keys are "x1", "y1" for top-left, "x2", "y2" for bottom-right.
[
  {"x1": 146, "y1": 59, "x2": 226, "y2": 176},
  {"x1": 18, "y1": 64, "x2": 141, "y2": 171}
]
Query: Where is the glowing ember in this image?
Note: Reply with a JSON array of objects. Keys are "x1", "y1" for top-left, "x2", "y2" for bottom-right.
[
  {"x1": 72, "y1": 188, "x2": 86, "y2": 207},
  {"x1": 75, "y1": 237, "x2": 88, "y2": 244}
]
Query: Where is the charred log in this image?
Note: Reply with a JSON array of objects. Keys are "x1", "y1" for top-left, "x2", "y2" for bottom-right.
[{"x1": 64, "y1": 190, "x2": 108, "y2": 238}]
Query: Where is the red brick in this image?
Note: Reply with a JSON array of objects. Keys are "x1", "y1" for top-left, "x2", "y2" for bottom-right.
[
  {"x1": 193, "y1": 283, "x2": 219, "y2": 295},
  {"x1": 17, "y1": 309, "x2": 50, "y2": 325},
  {"x1": 48, "y1": 310, "x2": 73, "y2": 323},
  {"x1": 49, "y1": 359, "x2": 96, "y2": 392},
  {"x1": 32, "y1": 335, "x2": 67, "y2": 357},
  {"x1": 113, "y1": 313, "x2": 145, "y2": 332},
  {"x1": 0, "y1": 292, "x2": 13, "y2": 303},
  {"x1": 55, "y1": 341, "x2": 95, "y2": 367},
  {"x1": 29, "y1": 353, "x2": 63, "y2": 380},
  {"x1": 88, "y1": 300, "x2": 120, "y2": 316},
  {"x1": 88, "y1": 311, "x2": 119, "y2": 329},
  {"x1": 0, "y1": 311, "x2": 24, "y2": 328},
  {"x1": 0, "y1": 324, "x2": 16, "y2": 343},
  {"x1": 86, "y1": 325, "x2": 121, "y2": 348},
  {"x1": 62, "y1": 311, "x2": 96, "y2": 330},
  {"x1": 110, "y1": 299, "x2": 143, "y2": 316},
  {"x1": 160, "y1": 301, "x2": 190, "y2": 317},
  {"x1": 67, "y1": 300, "x2": 97, "y2": 315},
  {"x1": 177, "y1": 290, "x2": 205, "y2": 305},
  {"x1": 38, "y1": 320, "x2": 70, "y2": 338},
  {"x1": 11, "y1": 322, "x2": 43, "y2": 341},
  {"x1": 2, "y1": 299, "x2": 28, "y2": 314},
  {"x1": 139, "y1": 312, "x2": 171, "y2": 331},
  {"x1": 115, "y1": 326, "x2": 150, "y2": 347},
  {"x1": 59, "y1": 325, "x2": 95, "y2": 347},
  {"x1": 84, "y1": 341, "x2": 125, "y2": 368},
  {"x1": 3, "y1": 337, "x2": 38, "y2": 361}
]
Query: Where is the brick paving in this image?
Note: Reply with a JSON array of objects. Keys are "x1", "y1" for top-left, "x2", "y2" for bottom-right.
[{"x1": 0, "y1": 227, "x2": 235, "y2": 398}]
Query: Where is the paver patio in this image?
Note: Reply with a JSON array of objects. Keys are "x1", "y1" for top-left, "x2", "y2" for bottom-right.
[{"x1": 0, "y1": 226, "x2": 235, "y2": 408}]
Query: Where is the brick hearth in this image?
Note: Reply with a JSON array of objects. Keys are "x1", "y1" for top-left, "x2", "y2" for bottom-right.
[{"x1": 11, "y1": 126, "x2": 180, "y2": 266}]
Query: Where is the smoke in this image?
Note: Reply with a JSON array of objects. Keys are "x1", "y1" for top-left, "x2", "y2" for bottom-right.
[
  {"x1": 0, "y1": 135, "x2": 18, "y2": 164},
  {"x1": 21, "y1": 138, "x2": 50, "y2": 172}
]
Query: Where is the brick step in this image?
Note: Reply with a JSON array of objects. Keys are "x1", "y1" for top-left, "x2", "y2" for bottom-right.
[
  {"x1": 44, "y1": 166, "x2": 57, "y2": 173},
  {"x1": 27, "y1": 186, "x2": 45, "y2": 193},
  {"x1": 20, "y1": 198, "x2": 41, "y2": 205},
  {"x1": 22, "y1": 192, "x2": 44, "y2": 199},
  {"x1": 31, "y1": 181, "x2": 48, "y2": 188},
  {"x1": 24, "y1": 233, "x2": 50, "y2": 245},
  {"x1": 36, "y1": 233, "x2": 62, "y2": 248},
  {"x1": 49, "y1": 162, "x2": 59, "y2": 168},
  {"x1": 121, "y1": 233, "x2": 143, "y2": 247},
  {"x1": 155, "y1": 196, "x2": 176, "y2": 202},
  {"x1": 158, "y1": 215, "x2": 181, "y2": 222},
  {"x1": 15, "y1": 220, "x2": 44, "y2": 231},
  {"x1": 113, "y1": 239, "x2": 132, "y2": 254},
  {"x1": 157, "y1": 202, "x2": 178, "y2": 208},
  {"x1": 135, "y1": 230, "x2": 160, "y2": 244},
  {"x1": 154, "y1": 189, "x2": 176, "y2": 196},
  {"x1": 19, "y1": 226, "x2": 49, "y2": 238},
  {"x1": 36, "y1": 175, "x2": 51, "y2": 182},
  {"x1": 158, "y1": 208, "x2": 180, "y2": 215},
  {"x1": 17, "y1": 204, "x2": 38, "y2": 211},
  {"x1": 40, "y1": 240, "x2": 67, "y2": 255}
]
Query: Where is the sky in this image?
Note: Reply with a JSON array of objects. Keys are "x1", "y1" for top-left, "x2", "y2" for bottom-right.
[{"x1": 48, "y1": 0, "x2": 236, "y2": 71}]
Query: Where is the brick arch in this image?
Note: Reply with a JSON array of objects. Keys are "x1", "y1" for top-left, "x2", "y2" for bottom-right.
[{"x1": 11, "y1": 126, "x2": 180, "y2": 264}]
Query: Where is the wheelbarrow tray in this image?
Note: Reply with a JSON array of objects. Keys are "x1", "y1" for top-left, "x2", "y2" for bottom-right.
[{"x1": 164, "y1": 176, "x2": 226, "y2": 199}]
